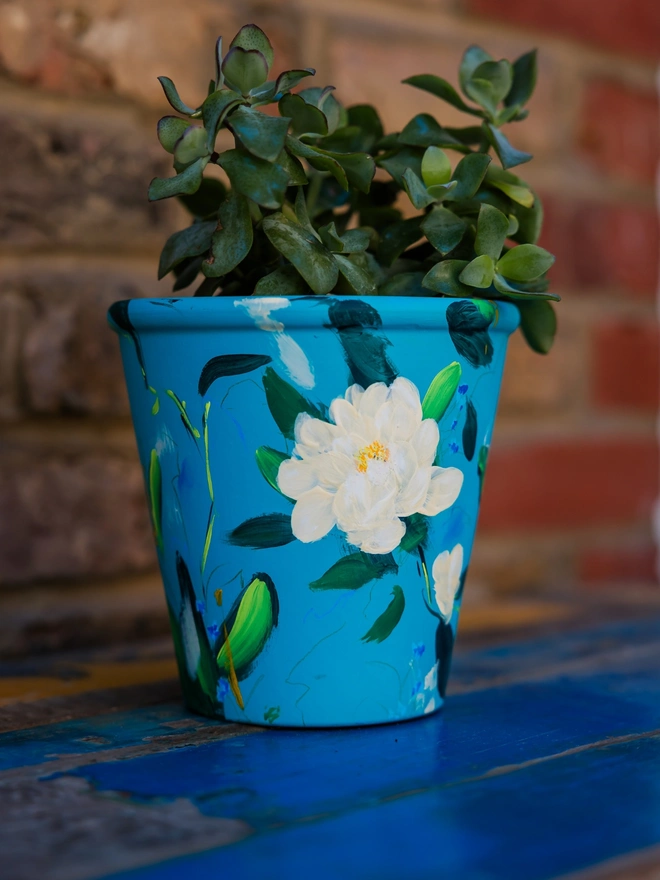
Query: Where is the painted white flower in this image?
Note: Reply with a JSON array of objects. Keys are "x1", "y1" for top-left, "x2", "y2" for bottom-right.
[
  {"x1": 278, "y1": 378, "x2": 464, "y2": 554},
  {"x1": 424, "y1": 697, "x2": 437, "y2": 714},
  {"x1": 424, "y1": 662, "x2": 439, "y2": 692},
  {"x1": 432, "y1": 543, "x2": 464, "y2": 621}
]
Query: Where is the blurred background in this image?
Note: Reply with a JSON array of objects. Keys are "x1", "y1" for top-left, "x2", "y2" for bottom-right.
[{"x1": 0, "y1": 0, "x2": 658, "y2": 657}]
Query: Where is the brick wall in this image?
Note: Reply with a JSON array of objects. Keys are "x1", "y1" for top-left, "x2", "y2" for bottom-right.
[{"x1": 1, "y1": 0, "x2": 658, "y2": 654}]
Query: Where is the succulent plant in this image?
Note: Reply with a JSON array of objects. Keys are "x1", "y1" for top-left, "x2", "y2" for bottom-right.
[{"x1": 150, "y1": 25, "x2": 558, "y2": 353}]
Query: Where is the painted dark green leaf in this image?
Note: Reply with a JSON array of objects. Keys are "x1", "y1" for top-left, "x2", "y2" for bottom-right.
[
  {"x1": 157, "y1": 76, "x2": 196, "y2": 116},
  {"x1": 421, "y1": 206, "x2": 467, "y2": 256},
  {"x1": 176, "y1": 552, "x2": 219, "y2": 703},
  {"x1": 228, "y1": 513, "x2": 295, "y2": 549},
  {"x1": 178, "y1": 178, "x2": 226, "y2": 218},
  {"x1": 262, "y1": 212, "x2": 338, "y2": 294},
  {"x1": 157, "y1": 116, "x2": 191, "y2": 153},
  {"x1": 217, "y1": 149, "x2": 289, "y2": 209},
  {"x1": 255, "y1": 447, "x2": 290, "y2": 497},
  {"x1": 227, "y1": 105, "x2": 290, "y2": 162},
  {"x1": 148, "y1": 449, "x2": 163, "y2": 551},
  {"x1": 403, "y1": 74, "x2": 482, "y2": 117},
  {"x1": 517, "y1": 299, "x2": 557, "y2": 354},
  {"x1": 484, "y1": 123, "x2": 532, "y2": 170},
  {"x1": 310, "y1": 551, "x2": 398, "y2": 591},
  {"x1": 202, "y1": 189, "x2": 253, "y2": 278},
  {"x1": 158, "y1": 221, "x2": 215, "y2": 279},
  {"x1": 400, "y1": 513, "x2": 429, "y2": 553},
  {"x1": 148, "y1": 157, "x2": 208, "y2": 202},
  {"x1": 221, "y1": 47, "x2": 268, "y2": 95},
  {"x1": 254, "y1": 265, "x2": 310, "y2": 296},
  {"x1": 328, "y1": 299, "x2": 398, "y2": 388},
  {"x1": 462, "y1": 400, "x2": 478, "y2": 461},
  {"x1": 436, "y1": 619, "x2": 455, "y2": 698},
  {"x1": 198, "y1": 353, "x2": 272, "y2": 396},
  {"x1": 421, "y1": 362, "x2": 462, "y2": 421},
  {"x1": 263, "y1": 367, "x2": 326, "y2": 440},
  {"x1": 107, "y1": 301, "x2": 149, "y2": 389},
  {"x1": 477, "y1": 444, "x2": 489, "y2": 501},
  {"x1": 362, "y1": 586, "x2": 405, "y2": 644},
  {"x1": 201, "y1": 88, "x2": 243, "y2": 151},
  {"x1": 446, "y1": 300, "x2": 494, "y2": 368}
]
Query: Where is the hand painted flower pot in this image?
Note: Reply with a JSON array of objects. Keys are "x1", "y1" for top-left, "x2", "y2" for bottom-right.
[{"x1": 109, "y1": 295, "x2": 518, "y2": 727}]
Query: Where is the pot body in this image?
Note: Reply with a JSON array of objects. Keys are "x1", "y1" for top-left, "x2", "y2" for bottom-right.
[{"x1": 110, "y1": 295, "x2": 518, "y2": 727}]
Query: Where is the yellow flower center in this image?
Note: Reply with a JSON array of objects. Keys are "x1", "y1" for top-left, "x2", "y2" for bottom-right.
[{"x1": 355, "y1": 440, "x2": 390, "y2": 473}]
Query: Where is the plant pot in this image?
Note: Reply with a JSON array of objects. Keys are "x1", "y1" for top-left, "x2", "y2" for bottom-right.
[{"x1": 109, "y1": 294, "x2": 518, "y2": 727}]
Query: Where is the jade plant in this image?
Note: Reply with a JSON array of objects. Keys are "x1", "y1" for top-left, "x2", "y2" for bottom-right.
[{"x1": 150, "y1": 24, "x2": 558, "y2": 353}]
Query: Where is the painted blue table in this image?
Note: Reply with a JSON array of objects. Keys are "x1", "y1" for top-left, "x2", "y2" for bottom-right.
[{"x1": 2, "y1": 608, "x2": 659, "y2": 879}]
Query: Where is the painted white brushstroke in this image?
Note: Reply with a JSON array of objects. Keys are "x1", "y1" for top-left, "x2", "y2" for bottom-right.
[
  {"x1": 275, "y1": 333, "x2": 315, "y2": 389},
  {"x1": 235, "y1": 297, "x2": 290, "y2": 331}
]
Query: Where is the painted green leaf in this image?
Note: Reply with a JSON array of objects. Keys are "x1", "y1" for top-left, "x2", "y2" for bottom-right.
[
  {"x1": 328, "y1": 299, "x2": 398, "y2": 388},
  {"x1": 422, "y1": 361, "x2": 462, "y2": 421},
  {"x1": 217, "y1": 573, "x2": 279, "y2": 680},
  {"x1": 148, "y1": 157, "x2": 208, "y2": 202},
  {"x1": 178, "y1": 178, "x2": 226, "y2": 219},
  {"x1": 148, "y1": 449, "x2": 163, "y2": 551},
  {"x1": 173, "y1": 126, "x2": 209, "y2": 167},
  {"x1": 198, "y1": 353, "x2": 272, "y2": 396},
  {"x1": 334, "y1": 254, "x2": 378, "y2": 296},
  {"x1": 262, "y1": 212, "x2": 338, "y2": 294},
  {"x1": 376, "y1": 217, "x2": 423, "y2": 267},
  {"x1": 436, "y1": 619, "x2": 455, "y2": 698},
  {"x1": 280, "y1": 92, "x2": 328, "y2": 136},
  {"x1": 446, "y1": 300, "x2": 494, "y2": 368},
  {"x1": 176, "y1": 552, "x2": 219, "y2": 703},
  {"x1": 505, "y1": 49, "x2": 537, "y2": 107},
  {"x1": 444, "y1": 152, "x2": 491, "y2": 201},
  {"x1": 422, "y1": 260, "x2": 472, "y2": 297},
  {"x1": 201, "y1": 88, "x2": 243, "y2": 151},
  {"x1": 229, "y1": 23, "x2": 274, "y2": 71},
  {"x1": 158, "y1": 221, "x2": 215, "y2": 279},
  {"x1": 477, "y1": 444, "x2": 489, "y2": 501},
  {"x1": 400, "y1": 115, "x2": 463, "y2": 149},
  {"x1": 310, "y1": 551, "x2": 398, "y2": 591},
  {"x1": 165, "y1": 389, "x2": 200, "y2": 441},
  {"x1": 484, "y1": 123, "x2": 532, "y2": 170},
  {"x1": 228, "y1": 513, "x2": 295, "y2": 549},
  {"x1": 459, "y1": 254, "x2": 494, "y2": 289},
  {"x1": 217, "y1": 149, "x2": 289, "y2": 210},
  {"x1": 462, "y1": 400, "x2": 478, "y2": 462},
  {"x1": 227, "y1": 105, "x2": 290, "y2": 162},
  {"x1": 157, "y1": 116, "x2": 191, "y2": 153},
  {"x1": 157, "y1": 76, "x2": 196, "y2": 116},
  {"x1": 475, "y1": 203, "x2": 509, "y2": 261},
  {"x1": 421, "y1": 207, "x2": 467, "y2": 256},
  {"x1": 403, "y1": 73, "x2": 482, "y2": 117},
  {"x1": 497, "y1": 243, "x2": 555, "y2": 281},
  {"x1": 254, "y1": 265, "x2": 310, "y2": 296},
  {"x1": 400, "y1": 513, "x2": 429, "y2": 553},
  {"x1": 362, "y1": 586, "x2": 405, "y2": 644},
  {"x1": 222, "y1": 46, "x2": 268, "y2": 95},
  {"x1": 202, "y1": 189, "x2": 253, "y2": 279},
  {"x1": 255, "y1": 446, "x2": 291, "y2": 497},
  {"x1": 263, "y1": 366, "x2": 326, "y2": 440},
  {"x1": 517, "y1": 299, "x2": 557, "y2": 354},
  {"x1": 402, "y1": 168, "x2": 435, "y2": 209},
  {"x1": 459, "y1": 46, "x2": 493, "y2": 94}
]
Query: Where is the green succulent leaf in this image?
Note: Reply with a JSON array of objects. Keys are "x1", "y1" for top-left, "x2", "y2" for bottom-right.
[
  {"x1": 376, "y1": 217, "x2": 423, "y2": 267},
  {"x1": 492, "y1": 274, "x2": 560, "y2": 301},
  {"x1": 255, "y1": 446, "x2": 291, "y2": 497},
  {"x1": 459, "y1": 45, "x2": 493, "y2": 94},
  {"x1": 178, "y1": 178, "x2": 226, "y2": 218},
  {"x1": 202, "y1": 189, "x2": 253, "y2": 278},
  {"x1": 427, "y1": 181, "x2": 458, "y2": 201},
  {"x1": 347, "y1": 104, "x2": 384, "y2": 151},
  {"x1": 338, "y1": 228, "x2": 371, "y2": 253},
  {"x1": 445, "y1": 152, "x2": 491, "y2": 201},
  {"x1": 486, "y1": 166, "x2": 534, "y2": 207},
  {"x1": 262, "y1": 366, "x2": 326, "y2": 439},
  {"x1": 379, "y1": 272, "x2": 427, "y2": 297},
  {"x1": 217, "y1": 149, "x2": 289, "y2": 209},
  {"x1": 148, "y1": 156, "x2": 208, "y2": 201},
  {"x1": 229, "y1": 23, "x2": 274, "y2": 71},
  {"x1": 402, "y1": 168, "x2": 435, "y2": 209},
  {"x1": 298, "y1": 87, "x2": 343, "y2": 134},
  {"x1": 287, "y1": 137, "x2": 347, "y2": 189},
  {"x1": 201, "y1": 88, "x2": 243, "y2": 151},
  {"x1": 459, "y1": 254, "x2": 495, "y2": 288},
  {"x1": 465, "y1": 60, "x2": 513, "y2": 117},
  {"x1": 400, "y1": 114, "x2": 464, "y2": 149},
  {"x1": 280, "y1": 92, "x2": 328, "y2": 136},
  {"x1": 157, "y1": 76, "x2": 197, "y2": 116},
  {"x1": 362, "y1": 585, "x2": 405, "y2": 644},
  {"x1": 221, "y1": 47, "x2": 268, "y2": 95},
  {"x1": 310, "y1": 551, "x2": 398, "y2": 591},
  {"x1": 214, "y1": 36, "x2": 224, "y2": 88},
  {"x1": 173, "y1": 126, "x2": 209, "y2": 167},
  {"x1": 505, "y1": 49, "x2": 537, "y2": 107},
  {"x1": 263, "y1": 212, "x2": 338, "y2": 294},
  {"x1": 421, "y1": 206, "x2": 467, "y2": 255},
  {"x1": 157, "y1": 116, "x2": 191, "y2": 153},
  {"x1": 227, "y1": 104, "x2": 290, "y2": 162},
  {"x1": 403, "y1": 73, "x2": 482, "y2": 117},
  {"x1": 496, "y1": 243, "x2": 555, "y2": 281},
  {"x1": 254, "y1": 264, "x2": 310, "y2": 296},
  {"x1": 422, "y1": 361, "x2": 462, "y2": 421},
  {"x1": 158, "y1": 221, "x2": 216, "y2": 279},
  {"x1": 318, "y1": 221, "x2": 344, "y2": 252},
  {"x1": 334, "y1": 253, "x2": 378, "y2": 296},
  {"x1": 422, "y1": 260, "x2": 473, "y2": 297},
  {"x1": 484, "y1": 123, "x2": 532, "y2": 170},
  {"x1": 517, "y1": 299, "x2": 557, "y2": 354},
  {"x1": 172, "y1": 256, "x2": 203, "y2": 291},
  {"x1": 475, "y1": 203, "x2": 509, "y2": 260},
  {"x1": 421, "y1": 146, "x2": 452, "y2": 187},
  {"x1": 511, "y1": 195, "x2": 543, "y2": 244},
  {"x1": 278, "y1": 148, "x2": 308, "y2": 185},
  {"x1": 275, "y1": 67, "x2": 316, "y2": 94},
  {"x1": 331, "y1": 151, "x2": 376, "y2": 194},
  {"x1": 379, "y1": 146, "x2": 424, "y2": 188}
]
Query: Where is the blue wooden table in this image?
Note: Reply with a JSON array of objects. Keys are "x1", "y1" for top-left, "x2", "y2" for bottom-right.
[{"x1": 2, "y1": 607, "x2": 660, "y2": 879}]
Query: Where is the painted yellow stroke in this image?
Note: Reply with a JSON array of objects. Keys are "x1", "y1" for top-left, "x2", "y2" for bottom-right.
[{"x1": 0, "y1": 658, "x2": 178, "y2": 706}]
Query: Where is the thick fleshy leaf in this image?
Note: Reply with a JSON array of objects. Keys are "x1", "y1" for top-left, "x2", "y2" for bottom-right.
[
  {"x1": 459, "y1": 254, "x2": 494, "y2": 288},
  {"x1": 201, "y1": 88, "x2": 243, "y2": 150},
  {"x1": 362, "y1": 586, "x2": 405, "y2": 643},
  {"x1": 402, "y1": 168, "x2": 435, "y2": 209},
  {"x1": 263, "y1": 213, "x2": 338, "y2": 294},
  {"x1": 255, "y1": 447, "x2": 291, "y2": 497},
  {"x1": 217, "y1": 149, "x2": 289, "y2": 209},
  {"x1": 178, "y1": 178, "x2": 226, "y2": 218},
  {"x1": 486, "y1": 166, "x2": 534, "y2": 207},
  {"x1": 254, "y1": 265, "x2": 310, "y2": 296},
  {"x1": 422, "y1": 361, "x2": 462, "y2": 421},
  {"x1": 298, "y1": 87, "x2": 343, "y2": 134},
  {"x1": 262, "y1": 366, "x2": 326, "y2": 439},
  {"x1": 229, "y1": 23, "x2": 274, "y2": 71},
  {"x1": 338, "y1": 228, "x2": 371, "y2": 253},
  {"x1": 202, "y1": 189, "x2": 253, "y2": 278},
  {"x1": 422, "y1": 260, "x2": 472, "y2": 296},
  {"x1": 157, "y1": 116, "x2": 191, "y2": 153},
  {"x1": 379, "y1": 146, "x2": 424, "y2": 188},
  {"x1": 172, "y1": 256, "x2": 203, "y2": 291},
  {"x1": 403, "y1": 74, "x2": 482, "y2": 116},
  {"x1": 504, "y1": 49, "x2": 537, "y2": 107},
  {"x1": 278, "y1": 148, "x2": 308, "y2": 185},
  {"x1": 517, "y1": 299, "x2": 557, "y2": 354},
  {"x1": 347, "y1": 104, "x2": 384, "y2": 151},
  {"x1": 157, "y1": 76, "x2": 196, "y2": 115},
  {"x1": 318, "y1": 221, "x2": 344, "y2": 252},
  {"x1": 173, "y1": 126, "x2": 208, "y2": 167},
  {"x1": 421, "y1": 146, "x2": 452, "y2": 187},
  {"x1": 198, "y1": 354, "x2": 272, "y2": 395},
  {"x1": 214, "y1": 36, "x2": 223, "y2": 87},
  {"x1": 275, "y1": 67, "x2": 315, "y2": 94},
  {"x1": 459, "y1": 45, "x2": 493, "y2": 94},
  {"x1": 492, "y1": 274, "x2": 560, "y2": 301},
  {"x1": 228, "y1": 514, "x2": 294, "y2": 548},
  {"x1": 400, "y1": 114, "x2": 463, "y2": 149},
  {"x1": 462, "y1": 400, "x2": 477, "y2": 461},
  {"x1": 497, "y1": 243, "x2": 555, "y2": 281},
  {"x1": 512, "y1": 195, "x2": 543, "y2": 244},
  {"x1": 444, "y1": 152, "x2": 491, "y2": 201},
  {"x1": 334, "y1": 253, "x2": 378, "y2": 296},
  {"x1": 310, "y1": 551, "x2": 398, "y2": 590},
  {"x1": 222, "y1": 47, "x2": 268, "y2": 95},
  {"x1": 379, "y1": 272, "x2": 427, "y2": 297},
  {"x1": 446, "y1": 300, "x2": 494, "y2": 367},
  {"x1": 148, "y1": 157, "x2": 208, "y2": 201},
  {"x1": 328, "y1": 299, "x2": 398, "y2": 388},
  {"x1": 227, "y1": 105, "x2": 290, "y2": 161},
  {"x1": 465, "y1": 60, "x2": 513, "y2": 117},
  {"x1": 485, "y1": 123, "x2": 532, "y2": 169},
  {"x1": 158, "y1": 221, "x2": 216, "y2": 279},
  {"x1": 427, "y1": 181, "x2": 458, "y2": 201},
  {"x1": 421, "y1": 206, "x2": 467, "y2": 256},
  {"x1": 332, "y1": 151, "x2": 375, "y2": 194},
  {"x1": 475, "y1": 203, "x2": 509, "y2": 260},
  {"x1": 287, "y1": 136, "x2": 347, "y2": 190},
  {"x1": 376, "y1": 217, "x2": 423, "y2": 267},
  {"x1": 279, "y1": 92, "x2": 328, "y2": 136}
]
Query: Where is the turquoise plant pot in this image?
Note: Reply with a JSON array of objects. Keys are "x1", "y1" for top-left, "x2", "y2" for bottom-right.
[{"x1": 109, "y1": 295, "x2": 518, "y2": 727}]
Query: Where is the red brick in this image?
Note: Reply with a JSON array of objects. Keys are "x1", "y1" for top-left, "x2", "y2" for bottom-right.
[
  {"x1": 479, "y1": 438, "x2": 659, "y2": 531},
  {"x1": 578, "y1": 544, "x2": 657, "y2": 584},
  {"x1": 540, "y1": 197, "x2": 659, "y2": 298},
  {"x1": 591, "y1": 319, "x2": 659, "y2": 412},
  {"x1": 578, "y1": 81, "x2": 660, "y2": 185},
  {"x1": 466, "y1": 0, "x2": 660, "y2": 61}
]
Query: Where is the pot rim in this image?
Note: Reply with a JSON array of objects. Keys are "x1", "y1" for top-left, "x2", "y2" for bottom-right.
[{"x1": 108, "y1": 294, "x2": 521, "y2": 334}]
